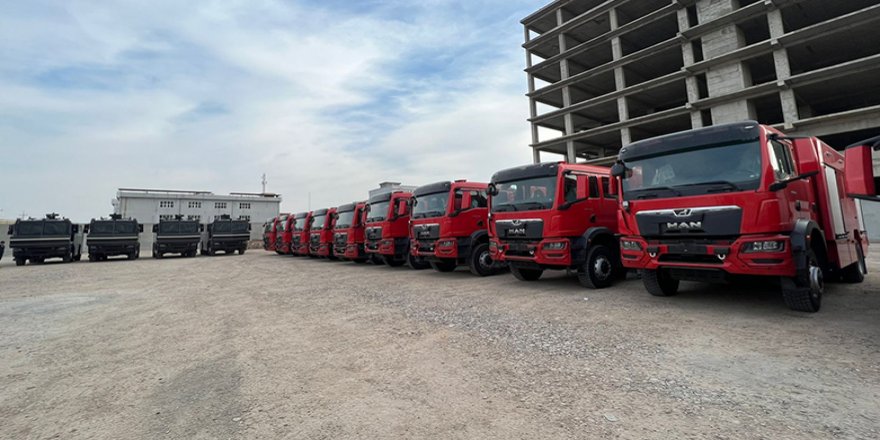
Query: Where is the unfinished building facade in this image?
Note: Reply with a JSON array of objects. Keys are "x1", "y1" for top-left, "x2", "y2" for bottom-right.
[{"x1": 522, "y1": 0, "x2": 880, "y2": 163}]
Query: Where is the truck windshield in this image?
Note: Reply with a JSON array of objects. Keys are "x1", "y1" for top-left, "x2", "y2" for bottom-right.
[
  {"x1": 115, "y1": 222, "x2": 137, "y2": 234},
  {"x1": 366, "y1": 202, "x2": 390, "y2": 222},
  {"x1": 621, "y1": 141, "x2": 762, "y2": 201},
  {"x1": 413, "y1": 192, "x2": 449, "y2": 219},
  {"x1": 335, "y1": 211, "x2": 356, "y2": 228},
  {"x1": 16, "y1": 222, "x2": 45, "y2": 236},
  {"x1": 311, "y1": 215, "x2": 327, "y2": 230},
  {"x1": 231, "y1": 222, "x2": 249, "y2": 233},
  {"x1": 180, "y1": 222, "x2": 199, "y2": 234},
  {"x1": 491, "y1": 177, "x2": 557, "y2": 212},
  {"x1": 213, "y1": 222, "x2": 231, "y2": 233},
  {"x1": 293, "y1": 217, "x2": 307, "y2": 231},
  {"x1": 90, "y1": 222, "x2": 115, "y2": 235},
  {"x1": 280, "y1": 218, "x2": 289, "y2": 231},
  {"x1": 43, "y1": 222, "x2": 70, "y2": 236}
]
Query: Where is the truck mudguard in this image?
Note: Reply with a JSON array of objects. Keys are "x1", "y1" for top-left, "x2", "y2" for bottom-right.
[{"x1": 791, "y1": 219, "x2": 825, "y2": 275}]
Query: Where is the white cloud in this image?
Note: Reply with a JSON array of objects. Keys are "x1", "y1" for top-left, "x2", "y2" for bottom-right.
[{"x1": 0, "y1": 0, "x2": 540, "y2": 221}]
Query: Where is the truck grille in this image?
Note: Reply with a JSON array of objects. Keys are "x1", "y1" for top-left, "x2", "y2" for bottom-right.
[
  {"x1": 412, "y1": 223, "x2": 440, "y2": 241},
  {"x1": 494, "y1": 219, "x2": 543, "y2": 240},
  {"x1": 366, "y1": 227, "x2": 383, "y2": 241}
]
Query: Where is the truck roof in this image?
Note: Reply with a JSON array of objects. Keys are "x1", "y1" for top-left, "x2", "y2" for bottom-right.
[{"x1": 619, "y1": 121, "x2": 761, "y2": 161}]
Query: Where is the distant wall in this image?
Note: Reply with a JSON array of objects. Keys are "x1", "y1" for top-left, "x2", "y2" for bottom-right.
[{"x1": 862, "y1": 201, "x2": 880, "y2": 241}]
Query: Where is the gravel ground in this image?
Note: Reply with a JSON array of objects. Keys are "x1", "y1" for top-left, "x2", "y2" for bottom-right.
[{"x1": 0, "y1": 250, "x2": 878, "y2": 439}]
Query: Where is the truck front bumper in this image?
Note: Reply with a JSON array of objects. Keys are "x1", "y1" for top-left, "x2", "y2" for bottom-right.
[
  {"x1": 619, "y1": 234, "x2": 796, "y2": 278},
  {"x1": 490, "y1": 237, "x2": 574, "y2": 269}
]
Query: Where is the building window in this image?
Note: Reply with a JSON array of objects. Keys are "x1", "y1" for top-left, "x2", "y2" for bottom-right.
[
  {"x1": 188, "y1": 201, "x2": 202, "y2": 209},
  {"x1": 159, "y1": 201, "x2": 175, "y2": 208},
  {"x1": 240, "y1": 215, "x2": 251, "y2": 221},
  {"x1": 187, "y1": 215, "x2": 201, "y2": 221},
  {"x1": 214, "y1": 202, "x2": 227, "y2": 209},
  {"x1": 159, "y1": 214, "x2": 176, "y2": 221},
  {"x1": 240, "y1": 202, "x2": 251, "y2": 210}
]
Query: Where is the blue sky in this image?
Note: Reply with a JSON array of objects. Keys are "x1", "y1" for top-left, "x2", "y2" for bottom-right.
[{"x1": 0, "y1": 0, "x2": 547, "y2": 221}]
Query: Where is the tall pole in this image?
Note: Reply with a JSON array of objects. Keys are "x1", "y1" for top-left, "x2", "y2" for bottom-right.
[{"x1": 261, "y1": 173, "x2": 267, "y2": 194}]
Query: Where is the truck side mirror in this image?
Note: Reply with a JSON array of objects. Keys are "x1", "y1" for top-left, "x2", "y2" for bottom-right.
[
  {"x1": 200, "y1": 224, "x2": 205, "y2": 232},
  {"x1": 7, "y1": 225, "x2": 13, "y2": 235},
  {"x1": 845, "y1": 141, "x2": 880, "y2": 201},
  {"x1": 397, "y1": 200, "x2": 408, "y2": 217},
  {"x1": 138, "y1": 224, "x2": 144, "y2": 233},
  {"x1": 152, "y1": 225, "x2": 158, "y2": 233},
  {"x1": 72, "y1": 224, "x2": 79, "y2": 233},
  {"x1": 487, "y1": 183, "x2": 498, "y2": 196},
  {"x1": 610, "y1": 162, "x2": 626, "y2": 178},
  {"x1": 83, "y1": 225, "x2": 90, "y2": 234}
]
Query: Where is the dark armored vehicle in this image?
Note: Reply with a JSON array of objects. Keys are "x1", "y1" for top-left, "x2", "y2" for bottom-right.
[
  {"x1": 84, "y1": 214, "x2": 143, "y2": 261},
  {"x1": 8, "y1": 213, "x2": 83, "y2": 266},
  {"x1": 152, "y1": 217, "x2": 202, "y2": 259},
  {"x1": 201, "y1": 216, "x2": 251, "y2": 256}
]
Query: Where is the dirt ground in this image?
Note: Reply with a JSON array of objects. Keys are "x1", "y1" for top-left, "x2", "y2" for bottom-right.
[{"x1": 0, "y1": 249, "x2": 878, "y2": 440}]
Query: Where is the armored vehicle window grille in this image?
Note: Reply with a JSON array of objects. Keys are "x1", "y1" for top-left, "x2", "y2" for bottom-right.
[
  {"x1": 188, "y1": 201, "x2": 201, "y2": 209},
  {"x1": 90, "y1": 222, "x2": 115, "y2": 235},
  {"x1": 240, "y1": 203, "x2": 251, "y2": 209},
  {"x1": 160, "y1": 201, "x2": 174, "y2": 208},
  {"x1": 115, "y1": 222, "x2": 137, "y2": 234},
  {"x1": 43, "y1": 222, "x2": 69, "y2": 236}
]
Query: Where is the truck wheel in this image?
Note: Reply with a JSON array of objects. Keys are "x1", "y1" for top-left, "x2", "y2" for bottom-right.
[
  {"x1": 15, "y1": 258, "x2": 25, "y2": 266},
  {"x1": 642, "y1": 269, "x2": 679, "y2": 296},
  {"x1": 430, "y1": 259, "x2": 457, "y2": 272},
  {"x1": 382, "y1": 255, "x2": 405, "y2": 267},
  {"x1": 468, "y1": 242, "x2": 496, "y2": 277},
  {"x1": 407, "y1": 254, "x2": 430, "y2": 270},
  {"x1": 840, "y1": 245, "x2": 866, "y2": 283},
  {"x1": 239, "y1": 247, "x2": 246, "y2": 255},
  {"x1": 577, "y1": 245, "x2": 615, "y2": 289},
  {"x1": 89, "y1": 254, "x2": 96, "y2": 262},
  {"x1": 369, "y1": 254, "x2": 384, "y2": 265},
  {"x1": 62, "y1": 252, "x2": 72, "y2": 263},
  {"x1": 782, "y1": 251, "x2": 823, "y2": 313},
  {"x1": 510, "y1": 266, "x2": 543, "y2": 281}
]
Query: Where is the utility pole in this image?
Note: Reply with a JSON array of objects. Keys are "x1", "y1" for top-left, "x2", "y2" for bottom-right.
[{"x1": 261, "y1": 173, "x2": 267, "y2": 194}]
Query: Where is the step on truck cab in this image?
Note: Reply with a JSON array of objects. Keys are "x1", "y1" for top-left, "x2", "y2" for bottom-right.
[
  {"x1": 201, "y1": 216, "x2": 251, "y2": 256},
  {"x1": 152, "y1": 217, "x2": 202, "y2": 258},
  {"x1": 410, "y1": 180, "x2": 501, "y2": 276},
  {"x1": 364, "y1": 191, "x2": 417, "y2": 267},
  {"x1": 612, "y1": 121, "x2": 874, "y2": 312},
  {"x1": 488, "y1": 162, "x2": 622, "y2": 288},
  {"x1": 291, "y1": 211, "x2": 313, "y2": 256},
  {"x1": 309, "y1": 208, "x2": 337, "y2": 258},
  {"x1": 274, "y1": 214, "x2": 294, "y2": 255},
  {"x1": 8, "y1": 213, "x2": 83, "y2": 266},
  {"x1": 333, "y1": 202, "x2": 368, "y2": 262},
  {"x1": 84, "y1": 214, "x2": 142, "y2": 261}
]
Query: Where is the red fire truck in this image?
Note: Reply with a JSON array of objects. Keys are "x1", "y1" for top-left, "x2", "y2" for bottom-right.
[
  {"x1": 410, "y1": 180, "x2": 501, "y2": 276},
  {"x1": 488, "y1": 162, "x2": 622, "y2": 288},
  {"x1": 309, "y1": 207, "x2": 338, "y2": 259},
  {"x1": 612, "y1": 121, "x2": 873, "y2": 312},
  {"x1": 364, "y1": 191, "x2": 421, "y2": 267},
  {"x1": 333, "y1": 202, "x2": 369, "y2": 262}
]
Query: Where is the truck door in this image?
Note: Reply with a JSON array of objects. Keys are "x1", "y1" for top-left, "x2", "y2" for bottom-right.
[
  {"x1": 844, "y1": 137, "x2": 880, "y2": 202},
  {"x1": 769, "y1": 138, "x2": 813, "y2": 223}
]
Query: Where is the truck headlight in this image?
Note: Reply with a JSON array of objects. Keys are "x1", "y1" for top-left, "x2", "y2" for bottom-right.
[
  {"x1": 438, "y1": 240, "x2": 455, "y2": 247},
  {"x1": 742, "y1": 240, "x2": 785, "y2": 253},
  {"x1": 543, "y1": 241, "x2": 567, "y2": 250},
  {"x1": 621, "y1": 240, "x2": 643, "y2": 251}
]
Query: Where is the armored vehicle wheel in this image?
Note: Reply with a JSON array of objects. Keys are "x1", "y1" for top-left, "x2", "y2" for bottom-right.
[
  {"x1": 642, "y1": 269, "x2": 679, "y2": 297},
  {"x1": 382, "y1": 255, "x2": 405, "y2": 267},
  {"x1": 407, "y1": 254, "x2": 430, "y2": 270},
  {"x1": 510, "y1": 266, "x2": 543, "y2": 281},
  {"x1": 74, "y1": 254, "x2": 82, "y2": 261},
  {"x1": 156, "y1": 252, "x2": 164, "y2": 259},
  {"x1": 62, "y1": 253, "x2": 72, "y2": 263},
  {"x1": 15, "y1": 258, "x2": 25, "y2": 266},
  {"x1": 840, "y1": 245, "x2": 866, "y2": 284},
  {"x1": 468, "y1": 242, "x2": 497, "y2": 277},
  {"x1": 33, "y1": 257, "x2": 45, "y2": 264},
  {"x1": 578, "y1": 245, "x2": 615, "y2": 289},
  {"x1": 89, "y1": 254, "x2": 97, "y2": 262},
  {"x1": 782, "y1": 250, "x2": 823, "y2": 313},
  {"x1": 430, "y1": 259, "x2": 457, "y2": 272},
  {"x1": 239, "y1": 247, "x2": 246, "y2": 255}
]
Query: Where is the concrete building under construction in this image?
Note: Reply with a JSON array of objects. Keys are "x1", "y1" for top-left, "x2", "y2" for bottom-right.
[{"x1": 522, "y1": 0, "x2": 880, "y2": 162}]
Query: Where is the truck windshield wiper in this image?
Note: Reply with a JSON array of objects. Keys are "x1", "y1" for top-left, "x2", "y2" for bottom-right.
[
  {"x1": 512, "y1": 201, "x2": 548, "y2": 210},
  {"x1": 676, "y1": 180, "x2": 742, "y2": 193},
  {"x1": 492, "y1": 204, "x2": 517, "y2": 212},
  {"x1": 631, "y1": 186, "x2": 682, "y2": 199}
]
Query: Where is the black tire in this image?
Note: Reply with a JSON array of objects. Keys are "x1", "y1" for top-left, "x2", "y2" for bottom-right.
[
  {"x1": 369, "y1": 254, "x2": 384, "y2": 265},
  {"x1": 840, "y1": 245, "x2": 866, "y2": 284},
  {"x1": 353, "y1": 258, "x2": 367, "y2": 264},
  {"x1": 407, "y1": 253, "x2": 431, "y2": 270},
  {"x1": 430, "y1": 259, "x2": 457, "y2": 272},
  {"x1": 468, "y1": 242, "x2": 496, "y2": 277},
  {"x1": 577, "y1": 245, "x2": 616, "y2": 289},
  {"x1": 383, "y1": 255, "x2": 405, "y2": 267},
  {"x1": 62, "y1": 252, "x2": 72, "y2": 263},
  {"x1": 88, "y1": 254, "x2": 97, "y2": 262},
  {"x1": 15, "y1": 258, "x2": 25, "y2": 266},
  {"x1": 239, "y1": 248, "x2": 247, "y2": 255},
  {"x1": 642, "y1": 269, "x2": 679, "y2": 296},
  {"x1": 782, "y1": 250, "x2": 823, "y2": 313},
  {"x1": 510, "y1": 266, "x2": 543, "y2": 281}
]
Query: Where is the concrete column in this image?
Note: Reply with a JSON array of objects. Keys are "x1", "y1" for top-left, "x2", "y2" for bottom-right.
[
  {"x1": 767, "y1": 8, "x2": 798, "y2": 129},
  {"x1": 610, "y1": 9, "x2": 631, "y2": 146},
  {"x1": 678, "y1": 6, "x2": 702, "y2": 128},
  {"x1": 698, "y1": 0, "x2": 756, "y2": 123},
  {"x1": 525, "y1": 25, "x2": 541, "y2": 164},
  {"x1": 557, "y1": 8, "x2": 577, "y2": 163}
]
